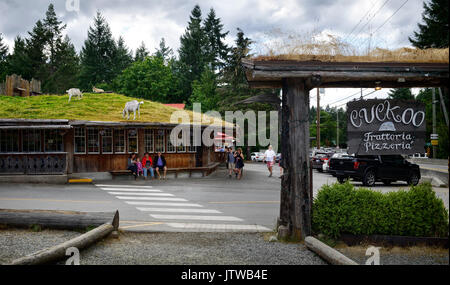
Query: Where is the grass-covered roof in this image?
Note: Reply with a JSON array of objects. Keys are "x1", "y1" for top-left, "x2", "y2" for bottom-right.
[{"x1": 0, "y1": 93, "x2": 232, "y2": 127}]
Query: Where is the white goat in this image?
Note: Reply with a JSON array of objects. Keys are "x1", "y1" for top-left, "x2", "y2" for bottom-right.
[
  {"x1": 67, "y1": 88, "x2": 83, "y2": 102},
  {"x1": 92, "y1": 86, "x2": 105, "y2": 93},
  {"x1": 123, "y1": 100, "x2": 144, "y2": 120}
]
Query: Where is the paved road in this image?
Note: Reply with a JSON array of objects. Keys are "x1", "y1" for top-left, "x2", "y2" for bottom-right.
[{"x1": 0, "y1": 163, "x2": 447, "y2": 232}]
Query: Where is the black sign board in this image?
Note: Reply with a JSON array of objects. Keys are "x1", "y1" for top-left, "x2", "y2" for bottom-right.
[{"x1": 347, "y1": 99, "x2": 426, "y2": 155}]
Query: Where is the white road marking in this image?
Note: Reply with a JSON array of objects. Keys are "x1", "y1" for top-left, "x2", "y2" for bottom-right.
[
  {"x1": 117, "y1": 196, "x2": 187, "y2": 201},
  {"x1": 100, "y1": 188, "x2": 162, "y2": 192},
  {"x1": 126, "y1": 201, "x2": 203, "y2": 207},
  {"x1": 96, "y1": 184, "x2": 154, "y2": 189},
  {"x1": 137, "y1": 207, "x2": 221, "y2": 214},
  {"x1": 150, "y1": 214, "x2": 243, "y2": 221},
  {"x1": 108, "y1": 192, "x2": 174, "y2": 197},
  {"x1": 166, "y1": 223, "x2": 271, "y2": 231}
]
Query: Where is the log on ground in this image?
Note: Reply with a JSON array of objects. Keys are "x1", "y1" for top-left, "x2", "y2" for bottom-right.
[
  {"x1": 0, "y1": 209, "x2": 119, "y2": 231},
  {"x1": 9, "y1": 223, "x2": 114, "y2": 265},
  {"x1": 305, "y1": 236, "x2": 358, "y2": 265}
]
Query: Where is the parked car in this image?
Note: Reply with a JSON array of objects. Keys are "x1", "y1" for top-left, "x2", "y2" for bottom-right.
[
  {"x1": 311, "y1": 151, "x2": 334, "y2": 172},
  {"x1": 328, "y1": 153, "x2": 353, "y2": 176},
  {"x1": 331, "y1": 155, "x2": 421, "y2": 187},
  {"x1": 251, "y1": 152, "x2": 265, "y2": 162},
  {"x1": 408, "y1": 153, "x2": 429, "y2": 159}
]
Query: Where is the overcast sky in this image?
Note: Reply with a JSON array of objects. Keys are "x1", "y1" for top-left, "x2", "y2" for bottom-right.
[{"x1": 0, "y1": 0, "x2": 426, "y2": 107}]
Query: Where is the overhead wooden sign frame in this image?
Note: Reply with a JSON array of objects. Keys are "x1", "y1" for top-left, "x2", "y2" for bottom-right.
[{"x1": 242, "y1": 58, "x2": 449, "y2": 241}]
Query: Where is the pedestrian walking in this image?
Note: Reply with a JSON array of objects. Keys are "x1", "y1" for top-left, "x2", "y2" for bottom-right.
[
  {"x1": 263, "y1": 145, "x2": 277, "y2": 177},
  {"x1": 234, "y1": 148, "x2": 245, "y2": 180},
  {"x1": 227, "y1": 147, "x2": 235, "y2": 178}
]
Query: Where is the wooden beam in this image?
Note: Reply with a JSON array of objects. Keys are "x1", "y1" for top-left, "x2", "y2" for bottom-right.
[
  {"x1": 279, "y1": 78, "x2": 311, "y2": 241},
  {"x1": 9, "y1": 223, "x2": 115, "y2": 265},
  {"x1": 0, "y1": 209, "x2": 119, "y2": 231}
]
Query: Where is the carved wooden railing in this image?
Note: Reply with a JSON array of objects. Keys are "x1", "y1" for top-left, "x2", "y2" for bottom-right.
[{"x1": 0, "y1": 153, "x2": 67, "y2": 175}]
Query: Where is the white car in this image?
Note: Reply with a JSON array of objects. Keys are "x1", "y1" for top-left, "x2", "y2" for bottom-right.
[
  {"x1": 256, "y1": 153, "x2": 265, "y2": 162},
  {"x1": 251, "y1": 152, "x2": 264, "y2": 161}
]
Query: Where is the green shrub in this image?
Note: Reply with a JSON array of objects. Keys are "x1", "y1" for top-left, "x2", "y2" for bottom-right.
[{"x1": 312, "y1": 182, "x2": 449, "y2": 238}]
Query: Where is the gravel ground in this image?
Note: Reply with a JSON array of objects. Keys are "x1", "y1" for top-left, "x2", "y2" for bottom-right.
[
  {"x1": 335, "y1": 244, "x2": 449, "y2": 265},
  {"x1": 0, "y1": 228, "x2": 80, "y2": 264},
  {"x1": 1, "y1": 229, "x2": 448, "y2": 265},
  {"x1": 74, "y1": 232, "x2": 327, "y2": 265}
]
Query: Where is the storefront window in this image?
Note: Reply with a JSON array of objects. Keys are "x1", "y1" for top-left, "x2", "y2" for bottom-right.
[
  {"x1": 87, "y1": 128, "x2": 99, "y2": 153},
  {"x1": 144, "y1": 129, "x2": 154, "y2": 153},
  {"x1": 114, "y1": 129, "x2": 125, "y2": 153},
  {"x1": 44, "y1": 129, "x2": 63, "y2": 152},
  {"x1": 166, "y1": 130, "x2": 176, "y2": 153},
  {"x1": 23, "y1": 129, "x2": 41, "y2": 153},
  {"x1": 177, "y1": 131, "x2": 186, "y2": 153},
  {"x1": 128, "y1": 129, "x2": 138, "y2": 153},
  {"x1": 74, "y1": 127, "x2": 85, "y2": 154},
  {"x1": 102, "y1": 129, "x2": 113, "y2": 154},
  {"x1": 155, "y1": 129, "x2": 165, "y2": 153},
  {"x1": 188, "y1": 130, "x2": 196, "y2": 152},
  {"x1": 0, "y1": 130, "x2": 19, "y2": 153}
]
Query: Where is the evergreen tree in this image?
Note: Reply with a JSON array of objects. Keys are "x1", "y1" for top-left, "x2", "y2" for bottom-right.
[
  {"x1": 43, "y1": 4, "x2": 66, "y2": 69},
  {"x1": 154, "y1": 38, "x2": 173, "y2": 63},
  {"x1": 178, "y1": 5, "x2": 207, "y2": 101},
  {"x1": 190, "y1": 67, "x2": 219, "y2": 112},
  {"x1": 113, "y1": 36, "x2": 132, "y2": 75},
  {"x1": 409, "y1": 0, "x2": 449, "y2": 48},
  {"x1": 79, "y1": 12, "x2": 117, "y2": 89},
  {"x1": 46, "y1": 36, "x2": 80, "y2": 93},
  {"x1": 224, "y1": 28, "x2": 252, "y2": 90},
  {"x1": 25, "y1": 20, "x2": 48, "y2": 81},
  {"x1": 6, "y1": 37, "x2": 32, "y2": 79},
  {"x1": 0, "y1": 33, "x2": 9, "y2": 81},
  {"x1": 134, "y1": 41, "x2": 149, "y2": 62},
  {"x1": 203, "y1": 8, "x2": 229, "y2": 72},
  {"x1": 387, "y1": 88, "x2": 414, "y2": 100}
]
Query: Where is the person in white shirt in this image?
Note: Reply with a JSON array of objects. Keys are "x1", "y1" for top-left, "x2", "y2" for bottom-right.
[{"x1": 264, "y1": 145, "x2": 277, "y2": 177}]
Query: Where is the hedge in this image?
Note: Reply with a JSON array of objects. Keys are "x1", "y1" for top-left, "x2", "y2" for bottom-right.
[{"x1": 312, "y1": 182, "x2": 449, "y2": 238}]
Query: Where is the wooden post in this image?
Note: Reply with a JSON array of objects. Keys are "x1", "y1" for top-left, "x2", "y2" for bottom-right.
[
  {"x1": 316, "y1": 88, "x2": 320, "y2": 149},
  {"x1": 279, "y1": 78, "x2": 312, "y2": 241}
]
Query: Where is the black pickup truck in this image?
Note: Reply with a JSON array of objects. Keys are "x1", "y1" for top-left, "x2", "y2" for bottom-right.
[{"x1": 330, "y1": 155, "x2": 421, "y2": 186}]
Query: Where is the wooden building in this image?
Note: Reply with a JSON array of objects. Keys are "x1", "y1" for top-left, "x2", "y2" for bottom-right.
[{"x1": 0, "y1": 118, "x2": 228, "y2": 176}]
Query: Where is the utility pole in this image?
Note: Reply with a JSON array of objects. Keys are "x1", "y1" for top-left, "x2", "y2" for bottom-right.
[
  {"x1": 432, "y1": 88, "x2": 437, "y2": 158},
  {"x1": 438, "y1": 88, "x2": 449, "y2": 127},
  {"x1": 336, "y1": 111, "x2": 339, "y2": 149},
  {"x1": 316, "y1": 88, "x2": 320, "y2": 149}
]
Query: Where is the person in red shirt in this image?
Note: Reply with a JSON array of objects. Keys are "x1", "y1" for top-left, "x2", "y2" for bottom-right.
[{"x1": 142, "y1": 152, "x2": 154, "y2": 180}]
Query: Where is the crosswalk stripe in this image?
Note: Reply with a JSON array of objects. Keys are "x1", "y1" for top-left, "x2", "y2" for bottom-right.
[
  {"x1": 166, "y1": 223, "x2": 271, "y2": 231},
  {"x1": 150, "y1": 214, "x2": 243, "y2": 221},
  {"x1": 116, "y1": 196, "x2": 187, "y2": 201},
  {"x1": 99, "y1": 188, "x2": 162, "y2": 192},
  {"x1": 95, "y1": 184, "x2": 153, "y2": 189},
  {"x1": 126, "y1": 201, "x2": 203, "y2": 207},
  {"x1": 137, "y1": 207, "x2": 221, "y2": 214},
  {"x1": 108, "y1": 192, "x2": 174, "y2": 197}
]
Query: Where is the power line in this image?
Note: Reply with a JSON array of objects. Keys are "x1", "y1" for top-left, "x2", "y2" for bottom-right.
[
  {"x1": 347, "y1": 0, "x2": 390, "y2": 46},
  {"x1": 358, "y1": 0, "x2": 410, "y2": 50},
  {"x1": 327, "y1": 88, "x2": 368, "y2": 106},
  {"x1": 334, "y1": 89, "x2": 380, "y2": 108},
  {"x1": 342, "y1": 0, "x2": 380, "y2": 43}
]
